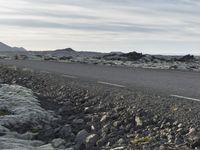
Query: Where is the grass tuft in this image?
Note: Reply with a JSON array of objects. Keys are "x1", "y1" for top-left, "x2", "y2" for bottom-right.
[
  {"x1": 0, "y1": 109, "x2": 11, "y2": 116},
  {"x1": 131, "y1": 136, "x2": 152, "y2": 145}
]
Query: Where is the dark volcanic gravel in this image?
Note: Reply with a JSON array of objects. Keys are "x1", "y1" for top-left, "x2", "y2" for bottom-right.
[{"x1": 0, "y1": 65, "x2": 200, "y2": 150}]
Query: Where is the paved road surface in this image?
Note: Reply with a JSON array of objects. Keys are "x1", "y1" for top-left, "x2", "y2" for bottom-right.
[{"x1": 0, "y1": 60, "x2": 200, "y2": 100}]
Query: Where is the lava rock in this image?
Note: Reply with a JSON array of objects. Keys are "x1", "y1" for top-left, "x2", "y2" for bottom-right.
[
  {"x1": 72, "y1": 118, "x2": 84, "y2": 125},
  {"x1": 85, "y1": 134, "x2": 99, "y2": 148},
  {"x1": 58, "y1": 124, "x2": 73, "y2": 139},
  {"x1": 52, "y1": 138, "x2": 66, "y2": 148},
  {"x1": 75, "y1": 129, "x2": 89, "y2": 145}
]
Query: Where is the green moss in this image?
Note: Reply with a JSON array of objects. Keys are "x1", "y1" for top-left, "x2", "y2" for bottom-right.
[
  {"x1": 0, "y1": 109, "x2": 11, "y2": 116},
  {"x1": 30, "y1": 128, "x2": 41, "y2": 133},
  {"x1": 131, "y1": 136, "x2": 152, "y2": 145}
]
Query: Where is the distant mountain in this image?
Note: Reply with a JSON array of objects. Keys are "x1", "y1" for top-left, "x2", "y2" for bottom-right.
[{"x1": 0, "y1": 42, "x2": 26, "y2": 52}]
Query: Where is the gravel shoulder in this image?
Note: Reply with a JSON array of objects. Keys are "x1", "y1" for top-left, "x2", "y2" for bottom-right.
[{"x1": 0, "y1": 65, "x2": 200, "y2": 149}]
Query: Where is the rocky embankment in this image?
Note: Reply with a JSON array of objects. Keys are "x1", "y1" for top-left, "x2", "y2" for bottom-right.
[
  {"x1": 70, "y1": 53, "x2": 200, "y2": 72},
  {"x1": 2, "y1": 50, "x2": 200, "y2": 72},
  {"x1": 0, "y1": 84, "x2": 57, "y2": 150},
  {"x1": 0, "y1": 65, "x2": 200, "y2": 150}
]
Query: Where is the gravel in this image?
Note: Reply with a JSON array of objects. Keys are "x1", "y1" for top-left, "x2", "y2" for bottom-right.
[{"x1": 0, "y1": 65, "x2": 200, "y2": 149}]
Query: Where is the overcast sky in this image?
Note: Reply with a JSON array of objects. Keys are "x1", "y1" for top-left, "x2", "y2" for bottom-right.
[{"x1": 0, "y1": 0, "x2": 200, "y2": 54}]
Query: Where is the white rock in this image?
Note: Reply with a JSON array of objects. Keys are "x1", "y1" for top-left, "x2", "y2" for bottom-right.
[
  {"x1": 135, "y1": 116, "x2": 143, "y2": 126},
  {"x1": 110, "y1": 146, "x2": 125, "y2": 150},
  {"x1": 100, "y1": 115, "x2": 108, "y2": 122},
  {"x1": 188, "y1": 128, "x2": 196, "y2": 135}
]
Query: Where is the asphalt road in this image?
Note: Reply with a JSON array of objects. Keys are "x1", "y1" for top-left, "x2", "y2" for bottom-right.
[{"x1": 0, "y1": 60, "x2": 200, "y2": 100}]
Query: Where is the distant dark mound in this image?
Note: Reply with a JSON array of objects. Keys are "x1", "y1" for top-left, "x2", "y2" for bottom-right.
[
  {"x1": 54, "y1": 48, "x2": 75, "y2": 53},
  {"x1": 122, "y1": 51, "x2": 144, "y2": 61},
  {"x1": 102, "y1": 52, "x2": 125, "y2": 61},
  {"x1": 178, "y1": 54, "x2": 195, "y2": 62}
]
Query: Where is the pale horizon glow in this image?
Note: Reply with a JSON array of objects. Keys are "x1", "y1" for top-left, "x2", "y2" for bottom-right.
[{"x1": 0, "y1": 0, "x2": 200, "y2": 55}]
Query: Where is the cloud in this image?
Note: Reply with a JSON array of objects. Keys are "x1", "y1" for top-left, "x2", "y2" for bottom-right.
[
  {"x1": 0, "y1": 18, "x2": 168, "y2": 34},
  {"x1": 0, "y1": 0, "x2": 200, "y2": 54}
]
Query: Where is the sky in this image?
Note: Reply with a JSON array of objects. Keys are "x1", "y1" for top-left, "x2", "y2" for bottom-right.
[{"x1": 0, "y1": 0, "x2": 200, "y2": 54}]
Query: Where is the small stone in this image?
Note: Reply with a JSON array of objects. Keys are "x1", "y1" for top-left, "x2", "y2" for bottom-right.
[
  {"x1": 38, "y1": 144, "x2": 54, "y2": 150},
  {"x1": 100, "y1": 115, "x2": 108, "y2": 122},
  {"x1": 173, "y1": 121, "x2": 178, "y2": 126},
  {"x1": 153, "y1": 127, "x2": 159, "y2": 131},
  {"x1": 68, "y1": 115, "x2": 76, "y2": 120},
  {"x1": 30, "y1": 140, "x2": 45, "y2": 147},
  {"x1": 72, "y1": 118, "x2": 84, "y2": 124},
  {"x1": 190, "y1": 136, "x2": 200, "y2": 149},
  {"x1": 135, "y1": 116, "x2": 143, "y2": 126},
  {"x1": 0, "y1": 125, "x2": 9, "y2": 134},
  {"x1": 110, "y1": 147, "x2": 125, "y2": 150},
  {"x1": 75, "y1": 129, "x2": 89, "y2": 145},
  {"x1": 113, "y1": 121, "x2": 121, "y2": 127},
  {"x1": 165, "y1": 122, "x2": 171, "y2": 127},
  {"x1": 159, "y1": 145, "x2": 167, "y2": 150},
  {"x1": 117, "y1": 138, "x2": 125, "y2": 145},
  {"x1": 18, "y1": 132, "x2": 36, "y2": 140},
  {"x1": 59, "y1": 124, "x2": 73, "y2": 139},
  {"x1": 96, "y1": 137, "x2": 107, "y2": 147},
  {"x1": 178, "y1": 123, "x2": 183, "y2": 128},
  {"x1": 52, "y1": 138, "x2": 66, "y2": 148},
  {"x1": 11, "y1": 80, "x2": 16, "y2": 84},
  {"x1": 153, "y1": 115, "x2": 158, "y2": 122},
  {"x1": 177, "y1": 128, "x2": 183, "y2": 132},
  {"x1": 84, "y1": 107, "x2": 90, "y2": 112},
  {"x1": 92, "y1": 115, "x2": 99, "y2": 122},
  {"x1": 175, "y1": 136, "x2": 183, "y2": 145},
  {"x1": 173, "y1": 107, "x2": 178, "y2": 111},
  {"x1": 119, "y1": 125, "x2": 125, "y2": 131},
  {"x1": 65, "y1": 148, "x2": 74, "y2": 150},
  {"x1": 91, "y1": 125, "x2": 95, "y2": 131},
  {"x1": 187, "y1": 128, "x2": 196, "y2": 136},
  {"x1": 125, "y1": 123, "x2": 132, "y2": 131},
  {"x1": 167, "y1": 134, "x2": 173, "y2": 143},
  {"x1": 85, "y1": 134, "x2": 99, "y2": 148},
  {"x1": 106, "y1": 142, "x2": 111, "y2": 147},
  {"x1": 101, "y1": 124, "x2": 110, "y2": 134},
  {"x1": 84, "y1": 106, "x2": 94, "y2": 113},
  {"x1": 127, "y1": 134, "x2": 135, "y2": 138},
  {"x1": 167, "y1": 134, "x2": 173, "y2": 140}
]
